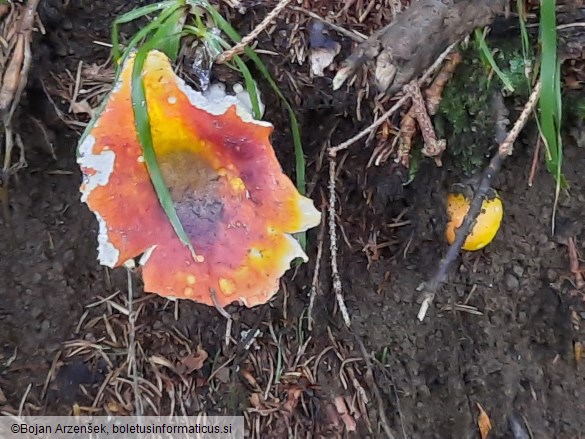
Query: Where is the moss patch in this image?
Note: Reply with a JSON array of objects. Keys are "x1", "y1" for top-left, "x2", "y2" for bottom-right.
[{"x1": 434, "y1": 38, "x2": 533, "y2": 175}]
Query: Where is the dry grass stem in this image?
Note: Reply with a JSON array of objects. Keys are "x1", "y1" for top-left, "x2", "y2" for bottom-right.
[
  {"x1": 217, "y1": 0, "x2": 292, "y2": 63},
  {"x1": 328, "y1": 158, "x2": 351, "y2": 327},
  {"x1": 290, "y1": 6, "x2": 366, "y2": 42}
]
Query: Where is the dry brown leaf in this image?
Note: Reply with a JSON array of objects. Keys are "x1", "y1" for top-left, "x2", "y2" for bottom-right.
[
  {"x1": 107, "y1": 401, "x2": 122, "y2": 413},
  {"x1": 241, "y1": 369, "x2": 258, "y2": 388},
  {"x1": 214, "y1": 365, "x2": 231, "y2": 384},
  {"x1": 282, "y1": 385, "x2": 304, "y2": 414},
  {"x1": 249, "y1": 393, "x2": 263, "y2": 409},
  {"x1": 324, "y1": 401, "x2": 342, "y2": 429},
  {"x1": 477, "y1": 403, "x2": 492, "y2": 439},
  {"x1": 70, "y1": 99, "x2": 94, "y2": 116},
  {"x1": 179, "y1": 347, "x2": 208, "y2": 374},
  {"x1": 0, "y1": 4, "x2": 10, "y2": 19},
  {"x1": 334, "y1": 395, "x2": 357, "y2": 432}
]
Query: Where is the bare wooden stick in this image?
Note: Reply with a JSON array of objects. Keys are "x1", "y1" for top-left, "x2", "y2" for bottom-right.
[
  {"x1": 417, "y1": 81, "x2": 542, "y2": 321},
  {"x1": 216, "y1": 0, "x2": 292, "y2": 63},
  {"x1": 328, "y1": 158, "x2": 351, "y2": 327}
]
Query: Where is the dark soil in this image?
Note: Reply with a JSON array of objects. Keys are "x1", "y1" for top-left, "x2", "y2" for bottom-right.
[{"x1": 1, "y1": 1, "x2": 584, "y2": 438}]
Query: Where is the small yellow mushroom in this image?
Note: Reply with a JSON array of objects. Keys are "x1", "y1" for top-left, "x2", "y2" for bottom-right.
[{"x1": 445, "y1": 190, "x2": 503, "y2": 251}]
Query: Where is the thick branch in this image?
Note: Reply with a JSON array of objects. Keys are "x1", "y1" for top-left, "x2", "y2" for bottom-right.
[{"x1": 333, "y1": 0, "x2": 506, "y2": 93}]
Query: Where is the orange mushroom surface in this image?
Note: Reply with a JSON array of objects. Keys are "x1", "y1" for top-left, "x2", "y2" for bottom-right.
[{"x1": 77, "y1": 50, "x2": 321, "y2": 308}]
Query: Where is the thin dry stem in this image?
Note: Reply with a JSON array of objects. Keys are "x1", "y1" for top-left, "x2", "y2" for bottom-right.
[
  {"x1": 290, "y1": 6, "x2": 366, "y2": 42},
  {"x1": 328, "y1": 158, "x2": 351, "y2": 327},
  {"x1": 354, "y1": 335, "x2": 396, "y2": 439},
  {"x1": 217, "y1": 0, "x2": 292, "y2": 63}
]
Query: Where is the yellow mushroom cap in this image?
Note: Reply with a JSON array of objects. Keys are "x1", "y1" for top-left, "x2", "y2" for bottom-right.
[{"x1": 445, "y1": 192, "x2": 503, "y2": 251}]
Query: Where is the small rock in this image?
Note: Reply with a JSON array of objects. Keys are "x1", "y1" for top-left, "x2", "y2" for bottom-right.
[
  {"x1": 31, "y1": 306, "x2": 43, "y2": 319},
  {"x1": 546, "y1": 269, "x2": 557, "y2": 282},
  {"x1": 52, "y1": 261, "x2": 64, "y2": 273},
  {"x1": 61, "y1": 18, "x2": 73, "y2": 31},
  {"x1": 512, "y1": 265, "x2": 524, "y2": 277},
  {"x1": 41, "y1": 320, "x2": 51, "y2": 331},
  {"x1": 505, "y1": 273, "x2": 520, "y2": 291},
  {"x1": 63, "y1": 249, "x2": 75, "y2": 264},
  {"x1": 32, "y1": 272, "x2": 42, "y2": 284}
]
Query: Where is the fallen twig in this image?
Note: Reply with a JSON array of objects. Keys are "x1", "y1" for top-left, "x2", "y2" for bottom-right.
[
  {"x1": 528, "y1": 136, "x2": 541, "y2": 187},
  {"x1": 216, "y1": 0, "x2": 292, "y2": 63},
  {"x1": 417, "y1": 81, "x2": 542, "y2": 321},
  {"x1": 396, "y1": 51, "x2": 462, "y2": 167},
  {"x1": 290, "y1": 6, "x2": 366, "y2": 42},
  {"x1": 404, "y1": 82, "x2": 446, "y2": 166},
  {"x1": 328, "y1": 158, "x2": 351, "y2": 327},
  {"x1": 567, "y1": 237, "x2": 585, "y2": 289}
]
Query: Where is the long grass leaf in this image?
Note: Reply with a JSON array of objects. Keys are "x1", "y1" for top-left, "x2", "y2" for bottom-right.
[
  {"x1": 233, "y1": 55, "x2": 262, "y2": 119},
  {"x1": 516, "y1": 0, "x2": 532, "y2": 63},
  {"x1": 539, "y1": 0, "x2": 563, "y2": 177},
  {"x1": 539, "y1": 0, "x2": 565, "y2": 232},
  {"x1": 81, "y1": 3, "x2": 183, "y2": 148},
  {"x1": 149, "y1": 3, "x2": 187, "y2": 60},
  {"x1": 474, "y1": 28, "x2": 515, "y2": 92},
  {"x1": 112, "y1": 1, "x2": 175, "y2": 61},
  {"x1": 131, "y1": 46, "x2": 196, "y2": 257}
]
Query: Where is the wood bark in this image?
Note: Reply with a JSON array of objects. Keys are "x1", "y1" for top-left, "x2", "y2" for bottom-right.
[{"x1": 333, "y1": 0, "x2": 507, "y2": 93}]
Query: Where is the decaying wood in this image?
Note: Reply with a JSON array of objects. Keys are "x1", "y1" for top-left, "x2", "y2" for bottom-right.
[
  {"x1": 397, "y1": 51, "x2": 462, "y2": 167},
  {"x1": 333, "y1": 0, "x2": 506, "y2": 94}
]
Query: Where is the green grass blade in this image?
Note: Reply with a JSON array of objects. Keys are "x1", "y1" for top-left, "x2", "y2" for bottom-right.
[
  {"x1": 516, "y1": 0, "x2": 532, "y2": 64},
  {"x1": 539, "y1": 0, "x2": 563, "y2": 179},
  {"x1": 131, "y1": 46, "x2": 196, "y2": 257},
  {"x1": 84, "y1": 2, "x2": 185, "y2": 149},
  {"x1": 474, "y1": 28, "x2": 515, "y2": 92},
  {"x1": 112, "y1": 1, "x2": 175, "y2": 61},
  {"x1": 149, "y1": 3, "x2": 187, "y2": 60},
  {"x1": 83, "y1": 13, "x2": 175, "y2": 147},
  {"x1": 233, "y1": 55, "x2": 262, "y2": 119},
  {"x1": 539, "y1": 0, "x2": 565, "y2": 232},
  {"x1": 113, "y1": 3, "x2": 185, "y2": 69}
]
